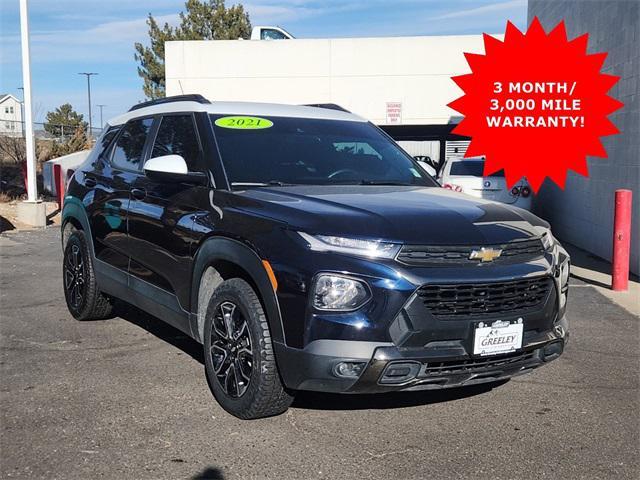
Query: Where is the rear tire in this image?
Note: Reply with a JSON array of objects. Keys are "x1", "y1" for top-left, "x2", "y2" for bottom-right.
[
  {"x1": 63, "y1": 230, "x2": 113, "y2": 320},
  {"x1": 203, "y1": 278, "x2": 293, "y2": 419}
]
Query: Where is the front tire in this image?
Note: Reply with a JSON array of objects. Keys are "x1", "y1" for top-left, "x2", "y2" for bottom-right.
[
  {"x1": 203, "y1": 278, "x2": 293, "y2": 419},
  {"x1": 63, "y1": 230, "x2": 113, "y2": 320}
]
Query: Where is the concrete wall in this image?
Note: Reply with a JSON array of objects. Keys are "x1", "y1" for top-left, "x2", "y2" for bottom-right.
[
  {"x1": 528, "y1": 0, "x2": 639, "y2": 274},
  {"x1": 165, "y1": 35, "x2": 496, "y2": 126}
]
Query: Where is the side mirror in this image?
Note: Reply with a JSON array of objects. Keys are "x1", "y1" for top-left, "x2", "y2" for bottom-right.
[
  {"x1": 414, "y1": 155, "x2": 437, "y2": 170},
  {"x1": 143, "y1": 155, "x2": 208, "y2": 185},
  {"x1": 416, "y1": 160, "x2": 437, "y2": 177}
]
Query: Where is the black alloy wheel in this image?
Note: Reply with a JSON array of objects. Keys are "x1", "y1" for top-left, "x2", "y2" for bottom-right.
[
  {"x1": 210, "y1": 301, "x2": 254, "y2": 398},
  {"x1": 62, "y1": 229, "x2": 113, "y2": 321},
  {"x1": 64, "y1": 242, "x2": 86, "y2": 311}
]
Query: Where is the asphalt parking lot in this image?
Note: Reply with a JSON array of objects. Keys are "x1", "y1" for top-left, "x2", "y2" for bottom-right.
[{"x1": 1, "y1": 228, "x2": 638, "y2": 480}]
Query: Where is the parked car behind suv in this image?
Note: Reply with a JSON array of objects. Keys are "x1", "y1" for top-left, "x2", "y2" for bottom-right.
[
  {"x1": 437, "y1": 157, "x2": 533, "y2": 210},
  {"x1": 61, "y1": 95, "x2": 570, "y2": 419}
]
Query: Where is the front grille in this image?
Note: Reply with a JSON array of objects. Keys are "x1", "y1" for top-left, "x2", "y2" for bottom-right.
[
  {"x1": 416, "y1": 276, "x2": 552, "y2": 319},
  {"x1": 419, "y1": 350, "x2": 537, "y2": 377},
  {"x1": 397, "y1": 238, "x2": 544, "y2": 267}
]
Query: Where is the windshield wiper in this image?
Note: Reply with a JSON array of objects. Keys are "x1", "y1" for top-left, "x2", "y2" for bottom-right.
[
  {"x1": 358, "y1": 180, "x2": 415, "y2": 186},
  {"x1": 231, "y1": 181, "x2": 298, "y2": 188}
]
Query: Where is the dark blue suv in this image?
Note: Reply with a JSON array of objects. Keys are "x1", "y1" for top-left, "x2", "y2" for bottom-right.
[{"x1": 61, "y1": 95, "x2": 570, "y2": 419}]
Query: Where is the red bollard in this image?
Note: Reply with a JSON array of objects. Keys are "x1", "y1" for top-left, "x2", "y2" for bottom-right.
[
  {"x1": 612, "y1": 189, "x2": 632, "y2": 291},
  {"x1": 53, "y1": 164, "x2": 65, "y2": 210}
]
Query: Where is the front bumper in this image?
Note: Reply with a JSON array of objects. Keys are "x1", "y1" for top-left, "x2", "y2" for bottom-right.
[{"x1": 275, "y1": 315, "x2": 568, "y2": 393}]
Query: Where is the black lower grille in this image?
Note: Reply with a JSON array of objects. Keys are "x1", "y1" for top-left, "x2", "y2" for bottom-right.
[
  {"x1": 420, "y1": 350, "x2": 537, "y2": 377},
  {"x1": 417, "y1": 276, "x2": 552, "y2": 319},
  {"x1": 397, "y1": 238, "x2": 544, "y2": 266}
]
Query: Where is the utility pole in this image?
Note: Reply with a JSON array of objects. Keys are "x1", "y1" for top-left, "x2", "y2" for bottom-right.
[
  {"x1": 97, "y1": 104, "x2": 106, "y2": 129},
  {"x1": 17, "y1": 0, "x2": 45, "y2": 226},
  {"x1": 78, "y1": 72, "x2": 98, "y2": 137}
]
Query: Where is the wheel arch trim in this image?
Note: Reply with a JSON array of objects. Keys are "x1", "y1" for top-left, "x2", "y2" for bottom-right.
[
  {"x1": 61, "y1": 197, "x2": 94, "y2": 256},
  {"x1": 190, "y1": 236, "x2": 286, "y2": 346}
]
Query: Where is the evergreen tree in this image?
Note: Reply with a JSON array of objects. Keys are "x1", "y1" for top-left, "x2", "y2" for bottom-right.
[
  {"x1": 134, "y1": 0, "x2": 252, "y2": 99},
  {"x1": 44, "y1": 103, "x2": 87, "y2": 137}
]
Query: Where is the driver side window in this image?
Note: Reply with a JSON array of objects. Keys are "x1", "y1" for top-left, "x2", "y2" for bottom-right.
[
  {"x1": 111, "y1": 118, "x2": 153, "y2": 171},
  {"x1": 151, "y1": 114, "x2": 204, "y2": 172}
]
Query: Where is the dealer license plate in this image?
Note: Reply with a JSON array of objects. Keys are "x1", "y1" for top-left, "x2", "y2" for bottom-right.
[{"x1": 473, "y1": 320, "x2": 523, "y2": 356}]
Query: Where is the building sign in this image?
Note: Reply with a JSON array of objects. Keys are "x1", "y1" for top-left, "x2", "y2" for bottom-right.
[{"x1": 386, "y1": 102, "x2": 402, "y2": 124}]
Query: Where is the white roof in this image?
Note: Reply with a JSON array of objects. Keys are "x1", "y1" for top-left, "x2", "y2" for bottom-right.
[
  {"x1": 107, "y1": 100, "x2": 366, "y2": 126},
  {"x1": 0, "y1": 94, "x2": 19, "y2": 104}
]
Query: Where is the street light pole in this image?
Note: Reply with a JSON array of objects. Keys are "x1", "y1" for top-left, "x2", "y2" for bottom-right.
[
  {"x1": 17, "y1": 87, "x2": 25, "y2": 138},
  {"x1": 78, "y1": 72, "x2": 98, "y2": 137},
  {"x1": 19, "y1": 0, "x2": 37, "y2": 203},
  {"x1": 16, "y1": 0, "x2": 45, "y2": 227},
  {"x1": 97, "y1": 104, "x2": 106, "y2": 129}
]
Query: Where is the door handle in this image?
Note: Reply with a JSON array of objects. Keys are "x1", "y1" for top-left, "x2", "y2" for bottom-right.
[
  {"x1": 84, "y1": 177, "x2": 97, "y2": 188},
  {"x1": 131, "y1": 188, "x2": 147, "y2": 200}
]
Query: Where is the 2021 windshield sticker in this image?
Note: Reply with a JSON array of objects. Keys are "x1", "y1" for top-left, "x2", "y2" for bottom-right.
[{"x1": 215, "y1": 116, "x2": 274, "y2": 129}]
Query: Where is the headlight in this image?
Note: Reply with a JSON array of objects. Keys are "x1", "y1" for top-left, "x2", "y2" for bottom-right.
[
  {"x1": 541, "y1": 230, "x2": 555, "y2": 251},
  {"x1": 299, "y1": 232, "x2": 401, "y2": 259},
  {"x1": 313, "y1": 274, "x2": 370, "y2": 311},
  {"x1": 560, "y1": 259, "x2": 570, "y2": 290}
]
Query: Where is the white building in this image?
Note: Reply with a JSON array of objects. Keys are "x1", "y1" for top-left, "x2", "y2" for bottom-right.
[
  {"x1": 165, "y1": 35, "x2": 490, "y2": 126},
  {"x1": 164, "y1": 35, "x2": 495, "y2": 165},
  {"x1": 0, "y1": 94, "x2": 23, "y2": 137}
]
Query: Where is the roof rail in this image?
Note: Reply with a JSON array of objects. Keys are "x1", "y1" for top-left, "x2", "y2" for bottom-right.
[
  {"x1": 303, "y1": 103, "x2": 351, "y2": 113},
  {"x1": 128, "y1": 94, "x2": 211, "y2": 112}
]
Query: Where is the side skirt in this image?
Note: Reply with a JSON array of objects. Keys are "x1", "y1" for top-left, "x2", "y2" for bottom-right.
[{"x1": 94, "y1": 259, "x2": 194, "y2": 338}]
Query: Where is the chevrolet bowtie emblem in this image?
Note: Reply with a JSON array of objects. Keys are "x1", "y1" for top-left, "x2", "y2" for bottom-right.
[{"x1": 469, "y1": 247, "x2": 503, "y2": 262}]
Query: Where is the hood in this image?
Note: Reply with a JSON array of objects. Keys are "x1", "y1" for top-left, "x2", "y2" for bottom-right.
[{"x1": 230, "y1": 185, "x2": 548, "y2": 245}]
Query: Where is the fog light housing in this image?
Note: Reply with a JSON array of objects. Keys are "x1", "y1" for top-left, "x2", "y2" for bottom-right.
[
  {"x1": 313, "y1": 274, "x2": 370, "y2": 311},
  {"x1": 379, "y1": 362, "x2": 421, "y2": 384},
  {"x1": 543, "y1": 341, "x2": 563, "y2": 361},
  {"x1": 333, "y1": 361, "x2": 366, "y2": 378}
]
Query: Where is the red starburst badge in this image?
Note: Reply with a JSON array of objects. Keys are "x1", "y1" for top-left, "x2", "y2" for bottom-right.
[{"x1": 447, "y1": 17, "x2": 623, "y2": 192}]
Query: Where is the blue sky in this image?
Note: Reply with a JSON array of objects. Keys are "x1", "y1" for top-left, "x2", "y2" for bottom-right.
[{"x1": 0, "y1": 0, "x2": 526, "y2": 125}]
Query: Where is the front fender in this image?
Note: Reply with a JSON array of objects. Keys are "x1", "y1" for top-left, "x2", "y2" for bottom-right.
[
  {"x1": 190, "y1": 236, "x2": 286, "y2": 346},
  {"x1": 61, "y1": 196, "x2": 93, "y2": 255}
]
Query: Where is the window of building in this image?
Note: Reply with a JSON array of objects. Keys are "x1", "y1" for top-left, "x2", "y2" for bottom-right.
[{"x1": 111, "y1": 118, "x2": 153, "y2": 171}]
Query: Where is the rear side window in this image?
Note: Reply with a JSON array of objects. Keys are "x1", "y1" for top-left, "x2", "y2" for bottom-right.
[
  {"x1": 449, "y1": 161, "x2": 504, "y2": 177},
  {"x1": 151, "y1": 115, "x2": 203, "y2": 172},
  {"x1": 111, "y1": 117, "x2": 153, "y2": 171},
  {"x1": 99, "y1": 128, "x2": 120, "y2": 155},
  {"x1": 84, "y1": 126, "x2": 120, "y2": 166}
]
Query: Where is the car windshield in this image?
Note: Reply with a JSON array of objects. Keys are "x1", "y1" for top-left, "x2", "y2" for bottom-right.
[
  {"x1": 210, "y1": 114, "x2": 438, "y2": 188},
  {"x1": 449, "y1": 160, "x2": 505, "y2": 177}
]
